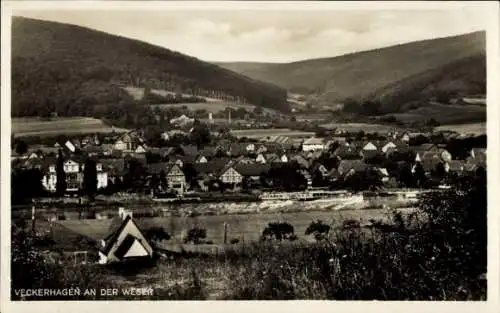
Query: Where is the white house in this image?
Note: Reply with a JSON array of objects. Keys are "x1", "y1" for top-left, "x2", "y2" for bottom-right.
[
  {"x1": 256, "y1": 153, "x2": 266, "y2": 164},
  {"x1": 98, "y1": 210, "x2": 154, "y2": 264},
  {"x1": 65, "y1": 140, "x2": 76, "y2": 153},
  {"x1": 245, "y1": 143, "x2": 256, "y2": 153},
  {"x1": 362, "y1": 141, "x2": 378, "y2": 151},
  {"x1": 381, "y1": 141, "x2": 397, "y2": 153},
  {"x1": 302, "y1": 137, "x2": 325, "y2": 152}
]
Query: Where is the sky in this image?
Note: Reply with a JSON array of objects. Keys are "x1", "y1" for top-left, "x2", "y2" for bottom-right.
[{"x1": 15, "y1": 7, "x2": 488, "y2": 63}]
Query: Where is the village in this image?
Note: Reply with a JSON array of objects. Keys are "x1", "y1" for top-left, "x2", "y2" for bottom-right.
[{"x1": 11, "y1": 116, "x2": 487, "y2": 202}]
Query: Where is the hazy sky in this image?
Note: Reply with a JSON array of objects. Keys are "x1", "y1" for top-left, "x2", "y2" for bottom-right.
[{"x1": 15, "y1": 7, "x2": 488, "y2": 63}]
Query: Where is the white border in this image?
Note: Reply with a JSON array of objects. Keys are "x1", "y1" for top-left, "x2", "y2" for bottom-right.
[{"x1": 1, "y1": 1, "x2": 499, "y2": 313}]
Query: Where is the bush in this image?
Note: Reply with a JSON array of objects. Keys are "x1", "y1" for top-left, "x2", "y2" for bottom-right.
[
  {"x1": 145, "y1": 226, "x2": 171, "y2": 242},
  {"x1": 184, "y1": 227, "x2": 207, "y2": 244},
  {"x1": 305, "y1": 220, "x2": 331, "y2": 241},
  {"x1": 261, "y1": 222, "x2": 296, "y2": 241}
]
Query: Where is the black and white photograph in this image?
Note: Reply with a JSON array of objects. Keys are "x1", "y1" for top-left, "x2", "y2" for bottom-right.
[{"x1": 1, "y1": 0, "x2": 499, "y2": 309}]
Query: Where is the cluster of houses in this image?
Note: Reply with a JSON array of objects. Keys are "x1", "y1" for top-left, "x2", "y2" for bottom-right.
[{"x1": 11, "y1": 129, "x2": 487, "y2": 196}]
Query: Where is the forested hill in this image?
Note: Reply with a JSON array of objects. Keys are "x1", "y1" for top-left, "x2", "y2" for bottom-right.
[
  {"x1": 217, "y1": 31, "x2": 485, "y2": 112},
  {"x1": 11, "y1": 17, "x2": 290, "y2": 117}
]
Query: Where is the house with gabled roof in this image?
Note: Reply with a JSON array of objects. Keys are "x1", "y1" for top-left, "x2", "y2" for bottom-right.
[
  {"x1": 470, "y1": 148, "x2": 486, "y2": 162},
  {"x1": 302, "y1": 137, "x2": 325, "y2": 152},
  {"x1": 147, "y1": 163, "x2": 186, "y2": 194},
  {"x1": 195, "y1": 155, "x2": 208, "y2": 164},
  {"x1": 256, "y1": 153, "x2": 267, "y2": 164},
  {"x1": 98, "y1": 210, "x2": 154, "y2": 264},
  {"x1": 219, "y1": 164, "x2": 244, "y2": 186},
  {"x1": 113, "y1": 131, "x2": 145, "y2": 153}
]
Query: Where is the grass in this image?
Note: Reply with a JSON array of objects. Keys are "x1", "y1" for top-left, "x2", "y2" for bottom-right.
[
  {"x1": 320, "y1": 123, "x2": 403, "y2": 133},
  {"x1": 381, "y1": 103, "x2": 486, "y2": 125},
  {"x1": 230, "y1": 128, "x2": 315, "y2": 138},
  {"x1": 38, "y1": 205, "x2": 416, "y2": 248},
  {"x1": 435, "y1": 122, "x2": 486, "y2": 135},
  {"x1": 11, "y1": 117, "x2": 128, "y2": 138}
]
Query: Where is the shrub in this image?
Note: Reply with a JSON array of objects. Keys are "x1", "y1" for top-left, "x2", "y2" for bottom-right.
[
  {"x1": 184, "y1": 227, "x2": 207, "y2": 244},
  {"x1": 145, "y1": 226, "x2": 171, "y2": 242},
  {"x1": 261, "y1": 222, "x2": 296, "y2": 241},
  {"x1": 305, "y1": 220, "x2": 331, "y2": 241}
]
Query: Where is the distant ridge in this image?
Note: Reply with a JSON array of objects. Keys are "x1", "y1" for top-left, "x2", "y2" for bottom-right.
[
  {"x1": 216, "y1": 31, "x2": 486, "y2": 112},
  {"x1": 11, "y1": 17, "x2": 290, "y2": 117}
]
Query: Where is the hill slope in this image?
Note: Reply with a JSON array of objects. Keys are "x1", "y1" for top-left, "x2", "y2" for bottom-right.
[
  {"x1": 217, "y1": 31, "x2": 486, "y2": 112},
  {"x1": 11, "y1": 17, "x2": 289, "y2": 118}
]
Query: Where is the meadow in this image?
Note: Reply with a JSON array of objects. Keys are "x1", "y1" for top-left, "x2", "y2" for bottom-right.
[
  {"x1": 383, "y1": 103, "x2": 486, "y2": 126},
  {"x1": 14, "y1": 172, "x2": 486, "y2": 301},
  {"x1": 230, "y1": 128, "x2": 315, "y2": 138},
  {"x1": 320, "y1": 122, "x2": 404, "y2": 133},
  {"x1": 44, "y1": 206, "x2": 414, "y2": 245},
  {"x1": 435, "y1": 122, "x2": 486, "y2": 135},
  {"x1": 11, "y1": 117, "x2": 128, "y2": 138}
]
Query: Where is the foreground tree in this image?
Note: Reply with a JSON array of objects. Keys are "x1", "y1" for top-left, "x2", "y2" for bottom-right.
[
  {"x1": 82, "y1": 158, "x2": 98, "y2": 200},
  {"x1": 55, "y1": 149, "x2": 67, "y2": 196}
]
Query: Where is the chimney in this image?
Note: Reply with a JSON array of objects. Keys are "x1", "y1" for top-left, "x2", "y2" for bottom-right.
[{"x1": 118, "y1": 207, "x2": 133, "y2": 220}]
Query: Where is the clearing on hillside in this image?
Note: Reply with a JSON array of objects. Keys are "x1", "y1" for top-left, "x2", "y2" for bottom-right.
[
  {"x1": 435, "y1": 122, "x2": 486, "y2": 135},
  {"x1": 320, "y1": 123, "x2": 404, "y2": 134},
  {"x1": 12, "y1": 117, "x2": 128, "y2": 138}
]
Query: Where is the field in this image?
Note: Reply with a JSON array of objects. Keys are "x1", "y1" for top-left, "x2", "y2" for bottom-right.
[
  {"x1": 11, "y1": 117, "x2": 128, "y2": 138},
  {"x1": 320, "y1": 122, "x2": 404, "y2": 133},
  {"x1": 435, "y1": 122, "x2": 486, "y2": 135},
  {"x1": 35, "y1": 196, "x2": 417, "y2": 246},
  {"x1": 381, "y1": 103, "x2": 486, "y2": 125},
  {"x1": 150, "y1": 101, "x2": 258, "y2": 114},
  {"x1": 231, "y1": 128, "x2": 315, "y2": 138}
]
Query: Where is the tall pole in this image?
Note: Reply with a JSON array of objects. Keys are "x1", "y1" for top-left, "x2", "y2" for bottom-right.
[
  {"x1": 31, "y1": 204, "x2": 36, "y2": 235},
  {"x1": 223, "y1": 222, "x2": 228, "y2": 244}
]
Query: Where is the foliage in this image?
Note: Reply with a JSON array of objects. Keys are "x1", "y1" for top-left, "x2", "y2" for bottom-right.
[
  {"x1": 184, "y1": 227, "x2": 207, "y2": 244},
  {"x1": 145, "y1": 227, "x2": 171, "y2": 242},
  {"x1": 305, "y1": 220, "x2": 331, "y2": 241},
  {"x1": 56, "y1": 149, "x2": 67, "y2": 196},
  {"x1": 82, "y1": 158, "x2": 98, "y2": 199},
  {"x1": 261, "y1": 222, "x2": 296, "y2": 241},
  {"x1": 12, "y1": 17, "x2": 289, "y2": 124},
  {"x1": 11, "y1": 168, "x2": 46, "y2": 204}
]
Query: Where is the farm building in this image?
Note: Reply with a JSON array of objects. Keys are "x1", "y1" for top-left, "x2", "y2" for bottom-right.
[{"x1": 302, "y1": 137, "x2": 325, "y2": 152}]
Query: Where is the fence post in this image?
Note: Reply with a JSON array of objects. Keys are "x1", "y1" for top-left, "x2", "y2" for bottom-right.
[{"x1": 223, "y1": 222, "x2": 228, "y2": 244}]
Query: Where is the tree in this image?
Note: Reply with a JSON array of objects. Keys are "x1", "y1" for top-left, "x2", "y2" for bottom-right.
[
  {"x1": 305, "y1": 220, "x2": 331, "y2": 241},
  {"x1": 261, "y1": 222, "x2": 297, "y2": 241},
  {"x1": 82, "y1": 158, "x2": 98, "y2": 200},
  {"x1": 15, "y1": 139, "x2": 28, "y2": 155},
  {"x1": 145, "y1": 227, "x2": 171, "y2": 242},
  {"x1": 418, "y1": 171, "x2": 486, "y2": 286},
  {"x1": 190, "y1": 121, "x2": 211, "y2": 148},
  {"x1": 413, "y1": 162, "x2": 427, "y2": 188},
  {"x1": 149, "y1": 173, "x2": 160, "y2": 193},
  {"x1": 184, "y1": 227, "x2": 207, "y2": 244},
  {"x1": 56, "y1": 149, "x2": 66, "y2": 196}
]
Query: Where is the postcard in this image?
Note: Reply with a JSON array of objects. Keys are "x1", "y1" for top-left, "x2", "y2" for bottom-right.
[{"x1": 1, "y1": 1, "x2": 499, "y2": 312}]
